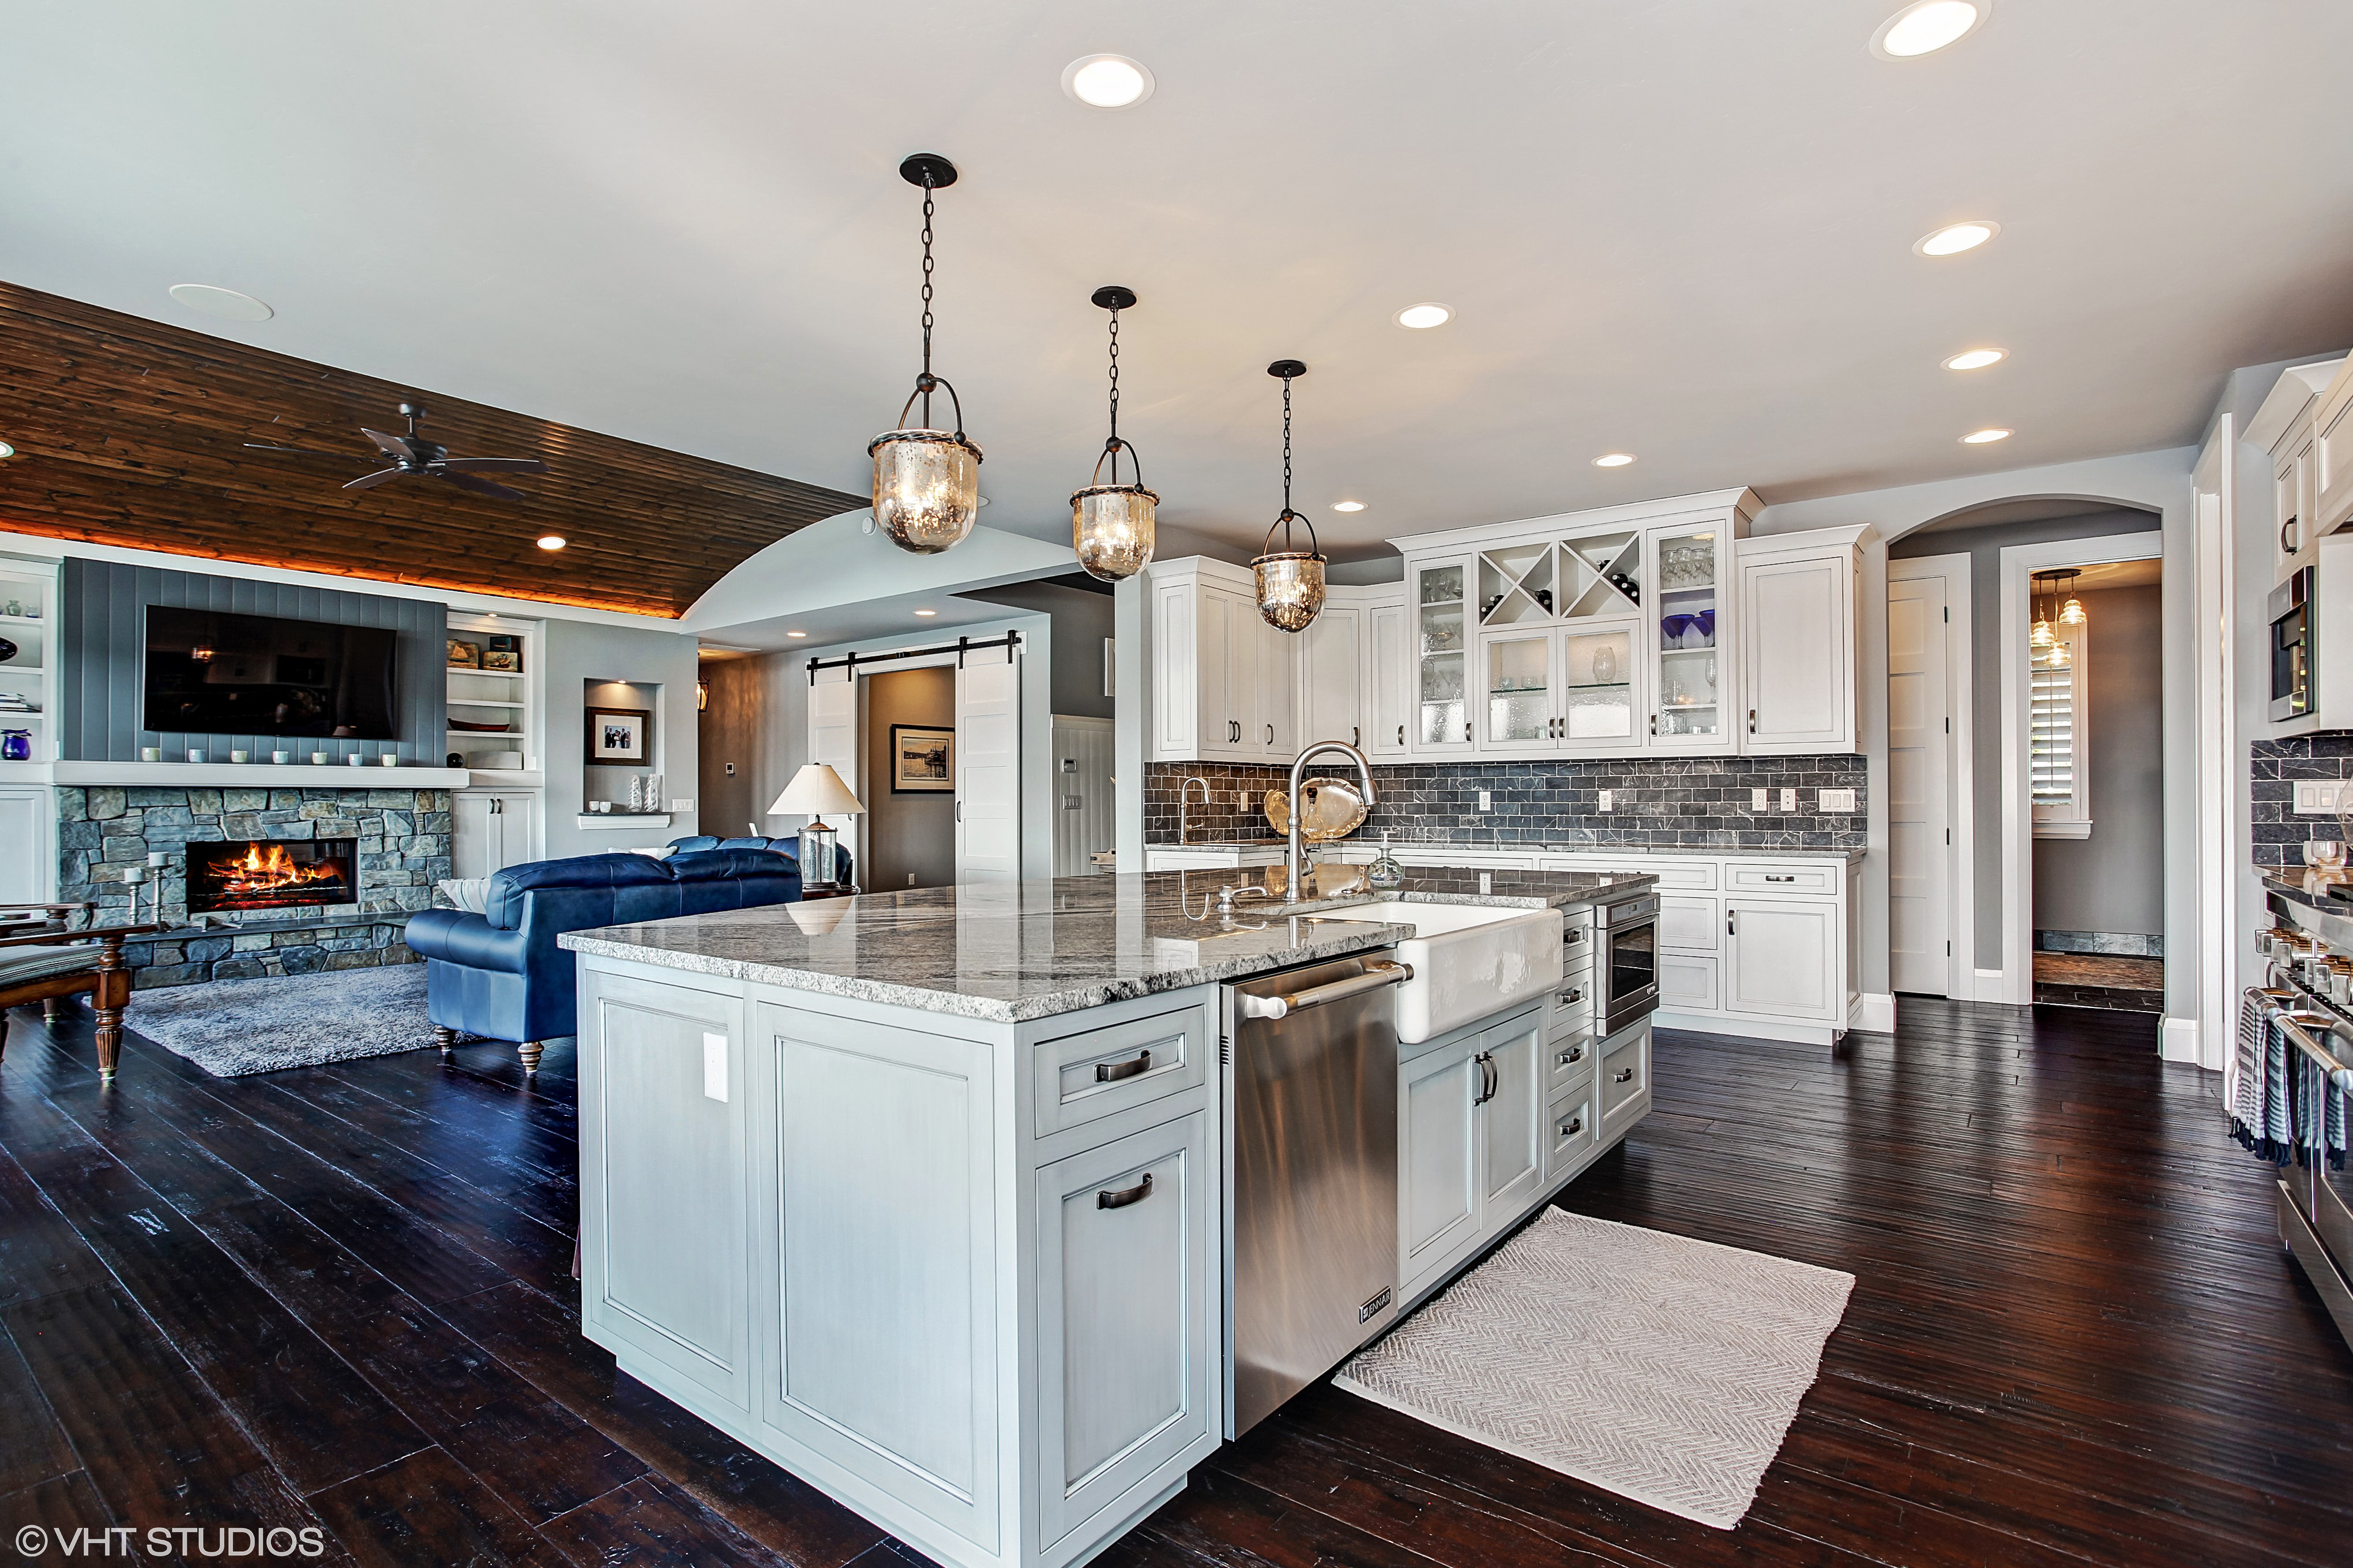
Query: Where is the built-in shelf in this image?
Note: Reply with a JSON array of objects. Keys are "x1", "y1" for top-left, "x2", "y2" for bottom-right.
[
  {"x1": 0, "y1": 761, "x2": 472, "y2": 787},
  {"x1": 449, "y1": 729, "x2": 525, "y2": 738},
  {"x1": 0, "y1": 614, "x2": 48, "y2": 627},
  {"x1": 447, "y1": 698, "x2": 527, "y2": 708},
  {"x1": 576, "y1": 813, "x2": 672, "y2": 830}
]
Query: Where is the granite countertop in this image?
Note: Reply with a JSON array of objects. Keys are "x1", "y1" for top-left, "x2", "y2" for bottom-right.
[{"x1": 560, "y1": 864, "x2": 1655, "y2": 1024}]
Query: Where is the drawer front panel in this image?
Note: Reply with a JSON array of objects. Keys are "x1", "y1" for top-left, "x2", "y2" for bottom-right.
[
  {"x1": 1659, "y1": 893, "x2": 1719, "y2": 953},
  {"x1": 1545, "y1": 1031, "x2": 1596, "y2": 1096},
  {"x1": 1546, "y1": 967, "x2": 1596, "y2": 1039},
  {"x1": 1600, "y1": 1024, "x2": 1649, "y2": 1125},
  {"x1": 1032, "y1": 1005, "x2": 1206, "y2": 1138},
  {"x1": 1725, "y1": 862, "x2": 1839, "y2": 896},
  {"x1": 1659, "y1": 951, "x2": 1719, "y2": 1012},
  {"x1": 1544, "y1": 1082, "x2": 1598, "y2": 1180}
]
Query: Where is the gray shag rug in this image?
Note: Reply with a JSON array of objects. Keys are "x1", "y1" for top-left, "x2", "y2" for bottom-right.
[
  {"x1": 1336, "y1": 1208, "x2": 1854, "y2": 1530},
  {"x1": 130, "y1": 963, "x2": 438, "y2": 1077}
]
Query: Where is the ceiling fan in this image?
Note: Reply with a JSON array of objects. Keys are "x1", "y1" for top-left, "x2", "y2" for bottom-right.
[{"x1": 243, "y1": 402, "x2": 548, "y2": 500}]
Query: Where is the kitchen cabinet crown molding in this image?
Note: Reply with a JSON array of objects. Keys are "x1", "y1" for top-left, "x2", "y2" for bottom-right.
[{"x1": 1384, "y1": 486, "x2": 1762, "y2": 557}]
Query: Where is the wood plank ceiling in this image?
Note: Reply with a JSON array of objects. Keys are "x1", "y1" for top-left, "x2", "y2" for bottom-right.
[{"x1": 0, "y1": 282, "x2": 864, "y2": 617}]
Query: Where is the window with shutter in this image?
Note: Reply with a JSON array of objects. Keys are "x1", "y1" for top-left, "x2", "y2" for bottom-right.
[{"x1": 2030, "y1": 620, "x2": 2090, "y2": 837}]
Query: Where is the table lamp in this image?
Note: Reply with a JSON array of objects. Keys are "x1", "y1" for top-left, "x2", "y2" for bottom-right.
[{"x1": 769, "y1": 764, "x2": 864, "y2": 890}]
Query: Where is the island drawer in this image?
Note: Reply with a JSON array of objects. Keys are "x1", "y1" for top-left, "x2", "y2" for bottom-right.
[
  {"x1": 1544, "y1": 1081, "x2": 1598, "y2": 1181},
  {"x1": 1545, "y1": 1029, "x2": 1596, "y2": 1096},
  {"x1": 1600, "y1": 1021, "x2": 1649, "y2": 1127},
  {"x1": 1032, "y1": 1005, "x2": 1207, "y2": 1138}
]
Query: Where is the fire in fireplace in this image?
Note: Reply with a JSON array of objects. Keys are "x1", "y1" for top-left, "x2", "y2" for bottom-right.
[{"x1": 187, "y1": 838, "x2": 360, "y2": 915}]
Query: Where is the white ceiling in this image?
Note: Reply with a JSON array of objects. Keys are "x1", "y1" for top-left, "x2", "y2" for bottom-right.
[{"x1": 7, "y1": 1, "x2": 2352, "y2": 564}]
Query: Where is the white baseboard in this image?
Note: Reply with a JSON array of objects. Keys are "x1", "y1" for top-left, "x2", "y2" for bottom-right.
[
  {"x1": 1850, "y1": 992, "x2": 1897, "y2": 1033},
  {"x1": 1652, "y1": 1008, "x2": 1840, "y2": 1048},
  {"x1": 1972, "y1": 967, "x2": 2013, "y2": 1004},
  {"x1": 2159, "y1": 1017, "x2": 2204, "y2": 1065}
]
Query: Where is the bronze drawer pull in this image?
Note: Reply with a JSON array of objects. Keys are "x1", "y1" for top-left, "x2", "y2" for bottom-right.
[
  {"x1": 1557, "y1": 1043, "x2": 1585, "y2": 1066},
  {"x1": 1558, "y1": 1115, "x2": 1583, "y2": 1137},
  {"x1": 1765, "y1": 874, "x2": 1795, "y2": 883},
  {"x1": 1558, "y1": 986, "x2": 1585, "y2": 1006},
  {"x1": 1095, "y1": 1049, "x2": 1152, "y2": 1082},
  {"x1": 1098, "y1": 1172, "x2": 1153, "y2": 1209},
  {"x1": 1614, "y1": 1067, "x2": 1636, "y2": 1084}
]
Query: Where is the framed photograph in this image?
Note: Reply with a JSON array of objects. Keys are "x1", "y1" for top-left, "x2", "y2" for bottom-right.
[
  {"x1": 889, "y1": 724, "x2": 954, "y2": 792},
  {"x1": 586, "y1": 706, "x2": 652, "y2": 767},
  {"x1": 480, "y1": 649, "x2": 521, "y2": 671},
  {"x1": 446, "y1": 640, "x2": 479, "y2": 668}
]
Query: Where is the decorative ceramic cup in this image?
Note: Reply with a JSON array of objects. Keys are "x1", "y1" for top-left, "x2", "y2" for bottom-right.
[
  {"x1": 140, "y1": 746, "x2": 162, "y2": 762},
  {"x1": 230, "y1": 750, "x2": 250, "y2": 764},
  {"x1": 272, "y1": 750, "x2": 291, "y2": 764},
  {"x1": 310, "y1": 751, "x2": 330, "y2": 765},
  {"x1": 186, "y1": 749, "x2": 206, "y2": 764},
  {"x1": 347, "y1": 754, "x2": 366, "y2": 766},
  {"x1": 380, "y1": 754, "x2": 399, "y2": 768}
]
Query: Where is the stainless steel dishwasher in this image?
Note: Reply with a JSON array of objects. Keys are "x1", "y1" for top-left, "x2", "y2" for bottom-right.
[{"x1": 1223, "y1": 947, "x2": 1411, "y2": 1437}]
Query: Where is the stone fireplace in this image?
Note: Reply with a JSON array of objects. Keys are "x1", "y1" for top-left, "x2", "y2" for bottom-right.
[
  {"x1": 187, "y1": 837, "x2": 360, "y2": 915},
  {"x1": 57, "y1": 785, "x2": 451, "y2": 987}
]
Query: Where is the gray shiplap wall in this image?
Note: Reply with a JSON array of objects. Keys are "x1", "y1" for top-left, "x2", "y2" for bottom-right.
[{"x1": 60, "y1": 560, "x2": 446, "y2": 762}]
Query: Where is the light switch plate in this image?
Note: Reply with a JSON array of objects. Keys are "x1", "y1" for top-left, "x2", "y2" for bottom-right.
[
  {"x1": 2294, "y1": 780, "x2": 2353, "y2": 814},
  {"x1": 1751, "y1": 788, "x2": 1768, "y2": 811},
  {"x1": 671, "y1": 798, "x2": 694, "y2": 812},
  {"x1": 702, "y1": 1032, "x2": 728, "y2": 1103},
  {"x1": 1819, "y1": 788, "x2": 1858, "y2": 813},
  {"x1": 1596, "y1": 789, "x2": 1614, "y2": 813},
  {"x1": 1779, "y1": 788, "x2": 1797, "y2": 812}
]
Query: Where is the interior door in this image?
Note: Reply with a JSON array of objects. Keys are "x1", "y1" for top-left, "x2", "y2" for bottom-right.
[
  {"x1": 955, "y1": 648, "x2": 1021, "y2": 882},
  {"x1": 806, "y1": 670, "x2": 860, "y2": 875},
  {"x1": 1888, "y1": 570, "x2": 1953, "y2": 995}
]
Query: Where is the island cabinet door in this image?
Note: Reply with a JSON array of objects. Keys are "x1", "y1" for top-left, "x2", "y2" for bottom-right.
[
  {"x1": 751, "y1": 1001, "x2": 1002, "y2": 1556},
  {"x1": 1475, "y1": 1012, "x2": 1546, "y2": 1231},
  {"x1": 1399, "y1": 1034, "x2": 1481, "y2": 1298},
  {"x1": 1032, "y1": 1108, "x2": 1211, "y2": 1552},
  {"x1": 578, "y1": 969, "x2": 751, "y2": 1413}
]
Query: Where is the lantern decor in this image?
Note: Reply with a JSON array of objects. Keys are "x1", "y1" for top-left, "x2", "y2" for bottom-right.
[
  {"x1": 1070, "y1": 284, "x2": 1158, "y2": 581},
  {"x1": 870, "y1": 153, "x2": 983, "y2": 555},
  {"x1": 1251, "y1": 359, "x2": 1327, "y2": 631}
]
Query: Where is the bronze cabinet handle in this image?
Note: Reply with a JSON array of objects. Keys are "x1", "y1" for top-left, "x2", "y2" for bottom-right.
[
  {"x1": 1558, "y1": 986, "x2": 1584, "y2": 1006},
  {"x1": 1097, "y1": 1172, "x2": 1153, "y2": 1209},
  {"x1": 1557, "y1": 1115, "x2": 1583, "y2": 1137},
  {"x1": 1095, "y1": 1048, "x2": 1152, "y2": 1082},
  {"x1": 1557, "y1": 1043, "x2": 1585, "y2": 1066},
  {"x1": 1615, "y1": 1067, "x2": 1636, "y2": 1084},
  {"x1": 1473, "y1": 1051, "x2": 1497, "y2": 1105}
]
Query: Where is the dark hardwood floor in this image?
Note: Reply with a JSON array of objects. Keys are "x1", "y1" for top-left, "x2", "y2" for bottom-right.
[{"x1": 1, "y1": 997, "x2": 2346, "y2": 1566}]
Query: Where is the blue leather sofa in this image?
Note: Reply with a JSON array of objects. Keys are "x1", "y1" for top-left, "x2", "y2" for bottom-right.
[
  {"x1": 670, "y1": 835, "x2": 855, "y2": 885},
  {"x1": 405, "y1": 848, "x2": 799, "y2": 1072}
]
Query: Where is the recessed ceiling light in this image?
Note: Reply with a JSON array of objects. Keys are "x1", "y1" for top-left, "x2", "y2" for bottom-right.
[
  {"x1": 1396, "y1": 303, "x2": 1452, "y2": 330},
  {"x1": 1961, "y1": 427, "x2": 2012, "y2": 443},
  {"x1": 1871, "y1": 1, "x2": 1989, "y2": 61},
  {"x1": 1592, "y1": 453, "x2": 1636, "y2": 468},
  {"x1": 786, "y1": 630, "x2": 807, "y2": 638},
  {"x1": 536, "y1": 534, "x2": 566, "y2": 550},
  {"x1": 1943, "y1": 348, "x2": 2006, "y2": 370},
  {"x1": 1331, "y1": 501, "x2": 1366, "y2": 513},
  {"x1": 1062, "y1": 54, "x2": 1154, "y2": 109},
  {"x1": 1914, "y1": 220, "x2": 1998, "y2": 257},
  {"x1": 166, "y1": 283, "x2": 273, "y2": 321},
  {"x1": 914, "y1": 608, "x2": 938, "y2": 617}
]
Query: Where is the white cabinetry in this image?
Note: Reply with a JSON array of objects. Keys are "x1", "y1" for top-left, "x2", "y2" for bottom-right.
[
  {"x1": 2247, "y1": 358, "x2": 2348, "y2": 587},
  {"x1": 0, "y1": 786, "x2": 56, "y2": 902},
  {"x1": 1363, "y1": 595, "x2": 1410, "y2": 756},
  {"x1": 1148, "y1": 559, "x2": 1295, "y2": 762},
  {"x1": 1296, "y1": 600, "x2": 1363, "y2": 751},
  {"x1": 0, "y1": 557, "x2": 61, "y2": 766},
  {"x1": 452, "y1": 790, "x2": 540, "y2": 879},
  {"x1": 1738, "y1": 527, "x2": 1865, "y2": 755}
]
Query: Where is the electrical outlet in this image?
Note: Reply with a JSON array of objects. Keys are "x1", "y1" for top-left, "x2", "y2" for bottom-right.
[
  {"x1": 1779, "y1": 788, "x2": 1797, "y2": 812},
  {"x1": 1596, "y1": 789, "x2": 1614, "y2": 812},
  {"x1": 1479, "y1": 871, "x2": 1492, "y2": 894},
  {"x1": 1819, "y1": 788, "x2": 1857, "y2": 813},
  {"x1": 1751, "y1": 788, "x2": 1768, "y2": 811},
  {"x1": 2294, "y1": 780, "x2": 2353, "y2": 815},
  {"x1": 1478, "y1": 789, "x2": 1492, "y2": 811}
]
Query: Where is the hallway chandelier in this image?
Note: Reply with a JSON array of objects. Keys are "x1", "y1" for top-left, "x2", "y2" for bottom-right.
[
  {"x1": 1070, "y1": 285, "x2": 1157, "y2": 581},
  {"x1": 870, "y1": 153, "x2": 983, "y2": 555},
  {"x1": 1251, "y1": 360, "x2": 1327, "y2": 632},
  {"x1": 2030, "y1": 571, "x2": 2077, "y2": 669}
]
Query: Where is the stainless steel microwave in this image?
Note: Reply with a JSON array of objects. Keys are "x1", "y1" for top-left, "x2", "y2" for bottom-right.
[{"x1": 2272, "y1": 565, "x2": 2318, "y2": 722}]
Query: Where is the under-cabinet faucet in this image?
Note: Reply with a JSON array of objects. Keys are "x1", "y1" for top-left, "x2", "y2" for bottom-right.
[
  {"x1": 1179, "y1": 774, "x2": 1212, "y2": 844},
  {"x1": 1284, "y1": 739, "x2": 1377, "y2": 903}
]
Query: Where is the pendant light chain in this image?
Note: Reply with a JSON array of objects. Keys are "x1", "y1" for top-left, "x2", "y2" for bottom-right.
[
  {"x1": 917, "y1": 181, "x2": 937, "y2": 426},
  {"x1": 1106, "y1": 306, "x2": 1122, "y2": 480},
  {"x1": 1280, "y1": 373, "x2": 1296, "y2": 547}
]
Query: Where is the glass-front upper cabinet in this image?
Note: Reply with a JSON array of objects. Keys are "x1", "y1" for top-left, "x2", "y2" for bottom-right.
[
  {"x1": 1479, "y1": 627, "x2": 1555, "y2": 749},
  {"x1": 1414, "y1": 558, "x2": 1473, "y2": 751},
  {"x1": 1559, "y1": 626, "x2": 1637, "y2": 746},
  {"x1": 1644, "y1": 521, "x2": 1733, "y2": 751}
]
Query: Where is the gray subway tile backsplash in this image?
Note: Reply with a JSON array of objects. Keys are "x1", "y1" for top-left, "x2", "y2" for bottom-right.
[
  {"x1": 1145, "y1": 755, "x2": 1866, "y2": 851},
  {"x1": 2250, "y1": 732, "x2": 2353, "y2": 870}
]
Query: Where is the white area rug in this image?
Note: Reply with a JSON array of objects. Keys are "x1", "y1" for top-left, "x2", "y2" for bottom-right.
[
  {"x1": 130, "y1": 964, "x2": 437, "y2": 1077},
  {"x1": 1335, "y1": 1208, "x2": 1854, "y2": 1529}
]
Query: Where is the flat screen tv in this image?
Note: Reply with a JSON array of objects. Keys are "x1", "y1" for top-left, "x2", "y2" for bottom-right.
[{"x1": 143, "y1": 607, "x2": 399, "y2": 740}]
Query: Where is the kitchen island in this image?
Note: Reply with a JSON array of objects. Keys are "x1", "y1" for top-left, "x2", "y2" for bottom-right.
[{"x1": 559, "y1": 864, "x2": 1653, "y2": 1568}]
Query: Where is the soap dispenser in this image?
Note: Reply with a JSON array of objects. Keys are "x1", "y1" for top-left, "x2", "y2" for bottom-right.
[{"x1": 1367, "y1": 831, "x2": 1404, "y2": 892}]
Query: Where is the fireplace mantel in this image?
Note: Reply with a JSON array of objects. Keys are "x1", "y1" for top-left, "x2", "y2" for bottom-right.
[{"x1": 2, "y1": 760, "x2": 471, "y2": 788}]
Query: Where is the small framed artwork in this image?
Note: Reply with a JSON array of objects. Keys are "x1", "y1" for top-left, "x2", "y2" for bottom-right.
[
  {"x1": 481, "y1": 650, "x2": 521, "y2": 671},
  {"x1": 890, "y1": 724, "x2": 954, "y2": 792},
  {"x1": 587, "y1": 706, "x2": 652, "y2": 767},
  {"x1": 446, "y1": 640, "x2": 479, "y2": 668}
]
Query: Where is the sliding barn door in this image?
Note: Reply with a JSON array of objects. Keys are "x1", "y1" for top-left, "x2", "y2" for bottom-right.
[
  {"x1": 806, "y1": 670, "x2": 859, "y2": 874},
  {"x1": 956, "y1": 650, "x2": 1021, "y2": 883}
]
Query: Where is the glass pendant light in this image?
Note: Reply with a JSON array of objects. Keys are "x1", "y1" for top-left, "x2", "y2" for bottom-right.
[
  {"x1": 2029, "y1": 572, "x2": 2055, "y2": 650},
  {"x1": 1251, "y1": 359, "x2": 1327, "y2": 633},
  {"x1": 870, "y1": 153, "x2": 983, "y2": 555},
  {"x1": 2056, "y1": 569, "x2": 2087, "y2": 627},
  {"x1": 1070, "y1": 285, "x2": 1157, "y2": 581}
]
